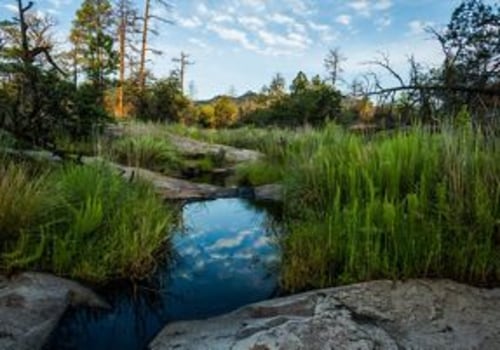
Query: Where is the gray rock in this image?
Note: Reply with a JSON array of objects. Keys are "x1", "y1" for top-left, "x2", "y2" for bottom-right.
[
  {"x1": 167, "y1": 133, "x2": 263, "y2": 163},
  {"x1": 254, "y1": 184, "x2": 283, "y2": 202},
  {"x1": 0, "y1": 272, "x2": 109, "y2": 350},
  {"x1": 150, "y1": 279, "x2": 500, "y2": 350},
  {"x1": 83, "y1": 158, "x2": 238, "y2": 200}
]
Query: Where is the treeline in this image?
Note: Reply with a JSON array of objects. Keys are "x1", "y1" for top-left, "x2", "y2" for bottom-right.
[
  {"x1": 0, "y1": 0, "x2": 498, "y2": 150},
  {"x1": 141, "y1": 0, "x2": 499, "y2": 129}
]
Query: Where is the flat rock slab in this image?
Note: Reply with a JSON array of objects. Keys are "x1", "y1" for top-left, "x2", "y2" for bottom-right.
[
  {"x1": 150, "y1": 279, "x2": 500, "y2": 350},
  {"x1": 254, "y1": 184, "x2": 283, "y2": 202},
  {"x1": 115, "y1": 164, "x2": 238, "y2": 200},
  {"x1": 0, "y1": 273, "x2": 108, "y2": 350},
  {"x1": 167, "y1": 133, "x2": 263, "y2": 163},
  {"x1": 83, "y1": 158, "x2": 238, "y2": 200}
]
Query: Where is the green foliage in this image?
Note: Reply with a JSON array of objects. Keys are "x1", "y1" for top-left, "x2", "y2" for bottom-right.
[
  {"x1": 213, "y1": 96, "x2": 238, "y2": 127},
  {"x1": 71, "y1": 0, "x2": 117, "y2": 94},
  {"x1": 197, "y1": 104, "x2": 216, "y2": 128},
  {"x1": 0, "y1": 160, "x2": 48, "y2": 241},
  {"x1": 0, "y1": 6, "x2": 110, "y2": 148},
  {"x1": 245, "y1": 72, "x2": 342, "y2": 127},
  {"x1": 109, "y1": 135, "x2": 181, "y2": 173},
  {"x1": 444, "y1": 0, "x2": 499, "y2": 86},
  {"x1": 235, "y1": 160, "x2": 283, "y2": 186},
  {"x1": 280, "y1": 124, "x2": 500, "y2": 291},
  {"x1": 0, "y1": 162, "x2": 176, "y2": 282},
  {"x1": 135, "y1": 76, "x2": 191, "y2": 123},
  {"x1": 455, "y1": 104, "x2": 472, "y2": 128}
]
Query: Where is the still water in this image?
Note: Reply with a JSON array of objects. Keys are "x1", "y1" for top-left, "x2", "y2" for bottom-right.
[{"x1": 46, "y1": 198, "x2": 281, "y2": 350}]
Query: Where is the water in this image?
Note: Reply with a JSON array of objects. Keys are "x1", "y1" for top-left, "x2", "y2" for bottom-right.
[{"x1": 46, "y1": 198, "x2": 281, "y2": 350}]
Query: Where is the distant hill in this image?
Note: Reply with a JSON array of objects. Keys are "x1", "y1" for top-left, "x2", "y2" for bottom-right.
[{"x1": 195, "y1": 91, "x2": 260, "y2": 105}]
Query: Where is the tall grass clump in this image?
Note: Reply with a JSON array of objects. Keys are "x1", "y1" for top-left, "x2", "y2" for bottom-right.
[
  {"x1": 109, "y1": 135, "x2": 181, "y2": 173},
  {"x1": 0, "y1": 159, "x2": 48, "y2": 241},
  {"x1": 281, "y1": 124, "x2": 500, "y2": 291},
  {"x1": 2, "y1": 163, "x2": 176, "y2": 282}
]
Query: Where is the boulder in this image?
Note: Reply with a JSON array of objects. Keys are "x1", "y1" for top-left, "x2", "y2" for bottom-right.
[
  {"x1": 0, "y1": 273, "x2": 108, "y2": 350},
  {"x1": 254, "y1": 184, "x2": 283, "y2": 202},
  {"x1": 167, "y1": 133, "x2": 263, "y2": 163},
  {"x1": 83, "y1": 158, "x2": 238, "y2": 200},
  {"x1": 150, "y1": 279, "x2": 500, "y2": 350}
]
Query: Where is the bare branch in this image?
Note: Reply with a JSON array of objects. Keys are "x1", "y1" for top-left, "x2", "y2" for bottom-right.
[{"x1": 364, "y1": 52, "x2": 406, "y2": 87}]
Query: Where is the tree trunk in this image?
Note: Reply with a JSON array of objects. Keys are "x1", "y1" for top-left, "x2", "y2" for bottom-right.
[
  {"x1": 138, "y1": 0, "x2": 150, "y2": 91},
  {"x1": 117, "y1": 2, "x2": 126, "y2": 118}
]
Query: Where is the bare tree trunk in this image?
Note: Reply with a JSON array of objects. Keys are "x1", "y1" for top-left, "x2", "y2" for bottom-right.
[
  {"x1": 17, "y1": 0, "x2": 30, "y2": 66},
  {"x1": 72, "y1": 48, "x2": 78, "y2": 87},
  {"x1": 138, "y1": 0, "x2": 150, "y2": 91},
  {"x1": 172, "y1": 51, "x2": 194, "y2": 93},
  {"x1": 117, "y1": 2, "x2": 126, "y2": 118}
]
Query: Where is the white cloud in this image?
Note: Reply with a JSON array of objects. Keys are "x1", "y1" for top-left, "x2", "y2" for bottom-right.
[
  {"x1": 239, "y1": 16, "x2": 266, "y2": 30},
  {"x1": 408, "y1": 20, "x2": 433, "y2": 35},
  {"x1": 239, "y1": 0, "x2": 267, "y2": 12},
  {"x1": 374, "y1": 0, "x2": 393, "y2": 11},
  {"x1": 269, "y1": 13, "x2": 296, "y2": 25},
  {"x1": 257, "y1": 29, "x2": 311, "y2": 50},
  {"x1": 308, "y1": 21, "x2": 329, "y2": 32},
  {"x1": 176, "y1": 16, "x2": 202, "y2": 29},
  {"x1": 375, "y1": 16, "x2": 392, "y2": 31},
  {"x1": 213, "y1": 14, "x2": 234, "y2": 23},
  {"x1": 287, "y1": 0, "x2": 315, "y2": 16},
  {"x1": 207, "y1": 229, "x2": 255, "y2": 250},
  {"x1": 207, "y1": 23, "x2": 258, "y2": 51},
  {"x1": 349, "y1": 0, "x2": 370, "y2": 15},
  {"x1": 188, "y1": 38, "x2": 209, "y2": 49},
  {"x1": 3, "y1": 4, "x2": 17, "y2": 13},
  {"x1": 349, "y1": 0, "x2": 392, "y2": 17},
  {"x1": 197, "y1": 3, "x2": 209, "y2": 15},
  {"x1": 48, "y1": 0, "x2": 71, "y2": 9},
  {"x1": 336, "y1": 14, "x2": 352, "y2": 26}
]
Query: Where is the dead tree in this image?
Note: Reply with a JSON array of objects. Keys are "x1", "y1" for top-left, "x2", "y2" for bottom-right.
[
  {"x1": 138, "y1": 0, "x2": 172, "y2": 91},
  {"x1": 172, "y1": 51, "x2": 194, "y2": 93}
]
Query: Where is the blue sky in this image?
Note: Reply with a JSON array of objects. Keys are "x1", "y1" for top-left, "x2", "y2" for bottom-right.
[{"x1": 2, "y1": 0, "x2": 493, "y2": 98}]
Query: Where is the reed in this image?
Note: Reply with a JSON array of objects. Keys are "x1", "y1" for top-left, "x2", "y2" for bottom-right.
[
  {"x1": 1, "y1": 162, "x2": 176, "y2": 283},
  {"x1": 281, "y1": 124, "x2": 500, "y2": 291}
]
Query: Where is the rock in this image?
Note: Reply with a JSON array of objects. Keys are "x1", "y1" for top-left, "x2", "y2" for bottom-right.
[
  {"x1": 150, "y1": 279, "x2": 500, "y2": 350},
  {"x1": 254, "y1": 184, "x2": 283, "y2": 202},
  {"x1": 83, "y1": 158, "x2": 238, "y2": 200},
  {"x1": 0, "y1": 272, "x2": 108, "y2": 350},
  {"x1": 167, "y1": 133, "x2": 263, "y2": 163}
]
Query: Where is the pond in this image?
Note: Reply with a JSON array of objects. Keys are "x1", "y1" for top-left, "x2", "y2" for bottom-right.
[{"x1": 45, "y1": 198, "x2": 282, "y2": 350}]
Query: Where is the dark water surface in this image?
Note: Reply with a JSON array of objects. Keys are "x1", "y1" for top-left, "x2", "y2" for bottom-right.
[{"x1": 45, "y1": 198, "x2": 281, "y2": 350}]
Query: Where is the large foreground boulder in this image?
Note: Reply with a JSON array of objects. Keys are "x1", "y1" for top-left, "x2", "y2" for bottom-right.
[
  {"x1": 150, "y1": 279, "x2": 500, "y2": 350},
  {"x1": 0, "y1": 273, "x2": 108, "y2": 350}
]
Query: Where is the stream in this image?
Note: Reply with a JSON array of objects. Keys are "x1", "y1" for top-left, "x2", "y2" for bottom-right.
[{"x1": 45, "y1": 198, "x2": 282, "y2": 350}]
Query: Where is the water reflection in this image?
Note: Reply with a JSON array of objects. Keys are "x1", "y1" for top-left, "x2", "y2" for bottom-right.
[{"x1": 46, "y1": 198, "x2": 281, "y2": 350}]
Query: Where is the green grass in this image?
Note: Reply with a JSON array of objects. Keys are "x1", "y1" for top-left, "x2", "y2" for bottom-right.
[
  {"x1": 235, "y1": 160, "x2": 283, "y2": 186},
  {"x1": 0, "y1": 159, "x2": 48, "y2": 241},
  {"x1": 0, "y1": 160, "x2": 176, "y2": 283},
  {"x1": 280, "y1": 124, "x2": 500, "y2": 291},
  {"x1": 108, "y1": 135, "x2": 182, "y2": 173}
]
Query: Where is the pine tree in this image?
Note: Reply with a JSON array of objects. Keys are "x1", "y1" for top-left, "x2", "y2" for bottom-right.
[{"x1": 71, "y1": 0, "x2": 117, "y2": 99}]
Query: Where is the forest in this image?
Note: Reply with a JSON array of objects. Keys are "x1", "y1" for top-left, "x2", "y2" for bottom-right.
[{"x1": 0, "y1": 0, "x2": 499, "y2": 349}]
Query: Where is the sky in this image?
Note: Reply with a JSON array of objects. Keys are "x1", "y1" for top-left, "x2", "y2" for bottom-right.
[{"x1": 1, "y1": 0, "x2": 494, "y2": 99}]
